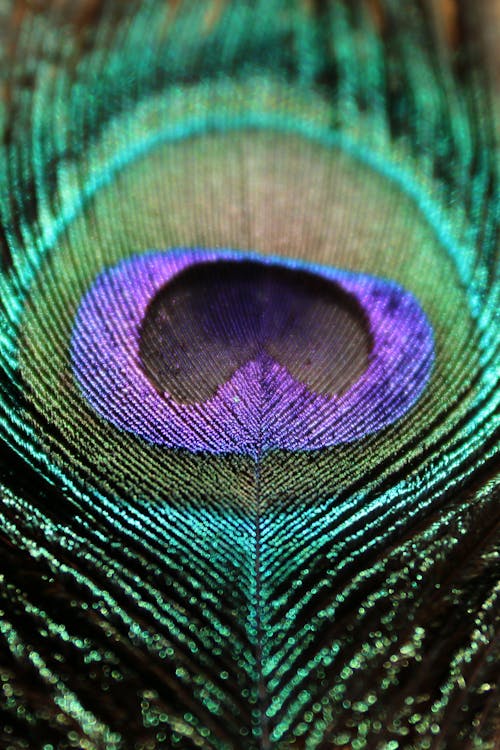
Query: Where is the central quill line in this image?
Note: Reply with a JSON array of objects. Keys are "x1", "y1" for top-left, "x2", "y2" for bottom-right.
[{"x1": 252, "y1": 352, "x2": 271, "y2": 750}]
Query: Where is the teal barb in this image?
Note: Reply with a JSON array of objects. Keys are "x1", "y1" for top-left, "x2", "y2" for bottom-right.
[{"x1": 0, "y1": 2, "x2": 499, "y2": 749}]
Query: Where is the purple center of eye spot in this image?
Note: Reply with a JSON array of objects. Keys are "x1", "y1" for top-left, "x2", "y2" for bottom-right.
[
  {"x1": 71, "y1": 248, "x2": 434, "y2": 454},
  {"x1": 138, "y1": 260, "x2": 372, "y2": 404}
]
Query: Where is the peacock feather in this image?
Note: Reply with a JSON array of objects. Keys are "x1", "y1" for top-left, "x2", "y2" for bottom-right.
[{"x1": 0, "y1": 1, "x2": 498, "y2": 748}]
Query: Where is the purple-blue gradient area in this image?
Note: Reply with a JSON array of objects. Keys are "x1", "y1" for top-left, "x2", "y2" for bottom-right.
[{"x1": 70, "y1": 249, "x2": 434, "y2": 454}]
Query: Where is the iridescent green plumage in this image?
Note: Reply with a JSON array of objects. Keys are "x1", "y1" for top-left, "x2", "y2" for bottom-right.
[{"x1": 0, "y1": 2, "x2": 499, "y2": 748}]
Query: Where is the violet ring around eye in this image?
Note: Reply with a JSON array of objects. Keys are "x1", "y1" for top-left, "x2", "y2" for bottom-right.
[{"x1": 70, "y1": 248, "x2": 434, "y2": 455}]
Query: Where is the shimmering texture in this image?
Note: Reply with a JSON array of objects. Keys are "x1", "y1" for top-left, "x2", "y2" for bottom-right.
[
  {"x1": 71, "y1": 249, "x2": 434, "y2": 453},
  {"x1": 0, "y1": 1, "x2": 499, "y2": 749}
]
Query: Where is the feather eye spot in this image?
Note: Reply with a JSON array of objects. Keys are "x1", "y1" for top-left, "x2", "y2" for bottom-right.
[
  {"x1": 71, "y1": 248, "x2": 434, "y2": 454},
  {"x1": 138, "y1": 260, "x2": 372, "y2": 403}
]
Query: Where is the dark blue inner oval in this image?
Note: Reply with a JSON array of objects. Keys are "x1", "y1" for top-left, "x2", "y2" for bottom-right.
[{"x1": 138, "y1": 260, "x2": 373, "y2": 403}]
